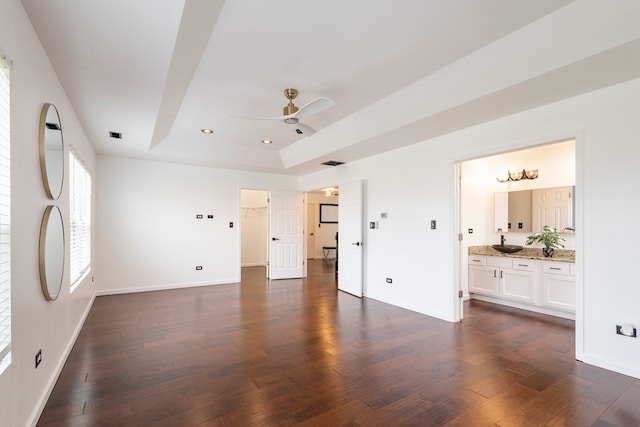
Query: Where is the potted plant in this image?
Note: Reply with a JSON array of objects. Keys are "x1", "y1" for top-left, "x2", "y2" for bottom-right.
[{"x1": 525, "y1": 226, "x2": 575, "y2": 257}]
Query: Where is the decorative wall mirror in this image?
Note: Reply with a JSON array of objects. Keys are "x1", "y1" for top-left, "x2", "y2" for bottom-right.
[
  {"x1": 495, "y1": 186, "x2": 574, "y2": 233},
  {"x1": 39, "y1": 103, "x2": 64, "y2": 200},
  {"x1": 39, "y1": 205, "x2": 65, "y2": 301}
]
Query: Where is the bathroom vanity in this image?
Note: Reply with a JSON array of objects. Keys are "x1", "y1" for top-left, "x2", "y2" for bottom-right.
[{"x1": 468, "y1": 246, "x2": 575, "y2": 319}]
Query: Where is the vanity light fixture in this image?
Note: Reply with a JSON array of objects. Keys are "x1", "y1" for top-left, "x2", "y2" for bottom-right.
[
  {"x1": 261, "y1": 139, "x2": 272, "y2": 145},
  {"x1": 496, "y1": 168, "x2": 538, "y2": 182},
  {"x1": 200, "y1": 128, "x2": 214, "y2": 134}
]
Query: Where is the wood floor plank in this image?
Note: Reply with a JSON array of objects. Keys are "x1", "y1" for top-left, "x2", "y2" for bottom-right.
[{"x1": 37, "y1": 262, "x2": 640, "y2": 426}]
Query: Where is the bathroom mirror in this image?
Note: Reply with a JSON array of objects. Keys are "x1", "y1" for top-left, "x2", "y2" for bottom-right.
[
  {"x1": 39, "y1": 103, "x2": 64, "y2": 200},
  {"x1": 495, "y1": 186, "x2": 574, "y2": 233},
  {"x1": 39, "y1": 205, "x2": 65, "y2": 301}
]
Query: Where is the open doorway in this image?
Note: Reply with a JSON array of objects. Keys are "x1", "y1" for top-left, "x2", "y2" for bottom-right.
[
  {"x1": 458, "y1": 139, "x2": 576, "y2": 321},
  {"x1": 240, "y1": 189, "x2": 269, "y2": 279},
  {"x1": 305, "y1": 187, "x2": 339, "y2": 265}
]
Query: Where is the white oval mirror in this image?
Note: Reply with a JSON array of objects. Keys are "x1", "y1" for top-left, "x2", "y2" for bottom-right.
[
  {"x1": 39, "y1": 103, "x2": 64, "y2": 200},
  {"x1": 39, "y1": 205, "x2": 65, "y2": 301}
]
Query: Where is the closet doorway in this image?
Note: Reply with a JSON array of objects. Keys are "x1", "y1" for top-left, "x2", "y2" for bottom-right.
[{"x1": 240, "y1": 189, "x2": 269, "y2": 277}]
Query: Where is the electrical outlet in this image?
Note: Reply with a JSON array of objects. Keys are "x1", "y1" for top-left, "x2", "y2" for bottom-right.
[
  {"x1": 430, "y1": 220, "x2": 436, "y2": 230},
  {"x1": 369, "y1": 221, "x2": 377, "y2": 229},
  {"x1": 195, "y1": 266, "x2": 203, "y2": 271},
  {"x1": 386, "y1": 278, "x2": 393, "y2": 284},
  {"x1": 196, "y1": 214, "x2": 203, "y2": 219},
  {"x1": 616, "y1": 324, "x2": 637, "y2": 337},
  {"x1": 229, "y1": 222, "x2": 234, "y2": 228},
  {"x1": 207, "y1": 214, "x2": 214, "y2": 219},
  {"x1": 35, "y1": 349, "x2": 42, "y2": 368},
  {"x1": 468, "y1": 228, "x2": 473, "y2": 234}
]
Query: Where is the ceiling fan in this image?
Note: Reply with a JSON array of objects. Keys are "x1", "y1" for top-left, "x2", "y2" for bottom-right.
[{"x1": 236, "y1": 88, "x2": 334, "y2": 136}]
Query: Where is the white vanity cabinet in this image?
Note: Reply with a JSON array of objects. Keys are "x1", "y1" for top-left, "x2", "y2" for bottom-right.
[
  {"x1": 468, "y1": 256, "x2": 499, "y2": 297},
  {"x1": 468, "y1": 253, "x2": 575, "y2": 319},
  {"x1": 469, "y1": 256, "x2": 535, "y2": 303},
  {"x1": 542, "y1": 261, "x2": 576, "y2": 312},
  {"x1": 500, "y1": 259, "x2": 536, "y2": 304}
]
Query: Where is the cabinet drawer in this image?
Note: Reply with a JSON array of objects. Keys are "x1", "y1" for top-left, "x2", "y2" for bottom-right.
[
  {"x1": 542, "y1": 262, "x2": 570, "y2": 276},
  {"x1": 512, "y1": 260, "x2": 535, "y2": 272},
  {"x1": 468, "y1": 255, "x2": 486, "y2": 266},
  {"x1": 487, "y1": 256, "x2": 512, "y2": 269}
]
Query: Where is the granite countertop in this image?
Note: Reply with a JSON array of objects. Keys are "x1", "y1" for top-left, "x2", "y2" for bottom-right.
[{"x1": 468, "y1": 245, "x2": 575, "y2": 263}]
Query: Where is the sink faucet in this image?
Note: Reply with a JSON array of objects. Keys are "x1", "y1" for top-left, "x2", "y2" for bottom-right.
[{"x1": 500, "y1": 235, "x2": 506, "y2": 245}]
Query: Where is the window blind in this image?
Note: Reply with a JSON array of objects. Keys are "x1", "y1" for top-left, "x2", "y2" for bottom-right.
[
  {"x1": 69, "y1": 150, "x2": 91, "y2": 287},
  {"x1": 0, "y1": 52, "x2": 11, "y2": 366}
]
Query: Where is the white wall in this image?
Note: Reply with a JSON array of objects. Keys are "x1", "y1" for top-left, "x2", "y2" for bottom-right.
[
  {"x1": 240, "y1": 189, "x2": 268, "y2": 267},
  {"x1": 3, "y1": 6, "x2": 640, "y2": 427},
  {"x1": 306, "y1": 192, "x2": 338, "y2": 259},
  {"x1": 0, "y1": 0, "x2": 97, "y2": 425},
  {"x1": 96, "y1": 156, "x2": 298, "y2": 294},
  {"x1": 300, "y1": 78, "x2": 640, "y2": 379}
]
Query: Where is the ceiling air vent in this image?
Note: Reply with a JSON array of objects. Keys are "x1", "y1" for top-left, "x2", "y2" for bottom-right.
[
  {"x1": 109, "y1": 131, "x2": 122, "y2": 139},
  {"x1": 321, "y1": 160, "x2": 345, "y2": 167}
]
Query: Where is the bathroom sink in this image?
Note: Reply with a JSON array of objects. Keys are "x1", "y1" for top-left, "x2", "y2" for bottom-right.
[{"x1": 491, "y1": 244, "x2": 524, "y2": 254}]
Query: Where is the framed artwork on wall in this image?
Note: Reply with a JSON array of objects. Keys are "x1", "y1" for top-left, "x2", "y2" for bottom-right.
[{"x1": 319, "y1": 203, "x2": 338, "y2": 223}]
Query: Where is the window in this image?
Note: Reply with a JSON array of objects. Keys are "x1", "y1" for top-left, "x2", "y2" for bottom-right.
[
  {"x1": 0, "y1": 51, "x2": 11, "y2": 369},
  {"x1": 69, "y1": 150, "x2": 91, "y2": 288}
]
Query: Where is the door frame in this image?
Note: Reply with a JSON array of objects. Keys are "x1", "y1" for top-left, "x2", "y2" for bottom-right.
[{"x1": 453, "y1": 131, "x2": 583, "y2": 359}]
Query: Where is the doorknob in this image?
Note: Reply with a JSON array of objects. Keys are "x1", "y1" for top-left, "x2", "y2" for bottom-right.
[
  {"x1": 352, "y1": 242, "x2": 362, "y2": 246},
  {"x1": 310, "y1": 233, "x2": 314, "y2": 236},
  {"x1": 272, "y1": 237, "x2": 280, "y2": 241}
]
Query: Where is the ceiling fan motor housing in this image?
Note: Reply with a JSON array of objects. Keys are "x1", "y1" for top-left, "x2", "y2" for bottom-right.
[{"x1": 283, "y1": 88, "x2": 299, "y2": 121}]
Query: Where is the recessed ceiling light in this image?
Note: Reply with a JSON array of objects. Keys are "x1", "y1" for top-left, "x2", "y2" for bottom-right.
[
  {"x1": 261, "y1": 139, "x2": 272, "y2": 145},
  {"x1": 201, "y1": 129, "x2": 214, "y2": 134}
]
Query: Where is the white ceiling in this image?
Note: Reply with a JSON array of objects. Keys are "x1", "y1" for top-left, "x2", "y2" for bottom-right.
[{"x1": 20, "y1": 1, "x2": 640, "y2": 175}]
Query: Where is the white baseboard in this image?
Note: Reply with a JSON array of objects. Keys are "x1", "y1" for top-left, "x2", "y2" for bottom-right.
[
  {"x1": 241, "y1": 262, "x2": 267, "y2": 267},
  {"x1": 579, "y1": 353, "x2": 640, "y2": 380},
  {"x1": 29, "y1": 292, "x2": 97, "y2": 427},
  {"x1": 96, "y1": 279, "x2": 239, "y2": 296}
]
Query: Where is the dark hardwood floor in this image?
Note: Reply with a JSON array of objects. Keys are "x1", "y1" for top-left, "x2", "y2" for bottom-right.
[{"x1": 38, "y1": 260, "x2": 640, "y2": 426}]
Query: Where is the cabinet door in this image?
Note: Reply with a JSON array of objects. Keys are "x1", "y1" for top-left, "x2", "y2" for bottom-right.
[
  {"x1": 542, "y1": 274, "x2": 575, "y2": 312},
  {"x1": 500, "y1": 269, "x2": 535, "y2": 303},
  {"x1": 469, "y1": 265, "x2": 499, "y2": 296}
]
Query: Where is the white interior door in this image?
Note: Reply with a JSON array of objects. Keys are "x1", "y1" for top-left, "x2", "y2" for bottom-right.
[
  {"x1": 306, "y1": 203, "x2": 316, "y2": 259},
  {"x1": 269, "y1": 191, "x2": 304, "y2": 279},
  {"x1": 338, "y1": 180, "x2": 363, "y2": 296}
]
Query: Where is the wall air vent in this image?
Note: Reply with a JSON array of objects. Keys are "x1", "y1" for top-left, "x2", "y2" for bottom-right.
[
  {"x1": 109, "y1": 131, "x2": 123, "y2": 139},
  {"x1": 321, "y1": 160, "x2": 345, "y2": 167}
]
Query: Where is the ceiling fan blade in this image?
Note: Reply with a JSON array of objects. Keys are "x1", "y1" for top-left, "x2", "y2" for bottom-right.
[
  {"x1": 294, "y1": 123, "x2": 317, "y2": 136},
  {"x1": 231, "y1": 114, "x2": 287, "y2": 121},
  {"x1": 293, "y1": 97, "x2": 335, "y2": 119},
  {"x1": 232, "y1": 95, "x2": 334, "y2": 121}
]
